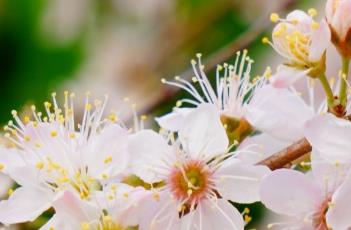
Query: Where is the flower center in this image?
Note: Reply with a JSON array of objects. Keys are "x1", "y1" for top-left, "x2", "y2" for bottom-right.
[{"x1": 169, "y1": 160, "x2": 213, "y2": 203}]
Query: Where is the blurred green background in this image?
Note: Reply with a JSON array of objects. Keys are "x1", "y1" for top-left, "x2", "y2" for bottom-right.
[{"x1": 0, "y1": 0, "x2": 317, "y2": 228}]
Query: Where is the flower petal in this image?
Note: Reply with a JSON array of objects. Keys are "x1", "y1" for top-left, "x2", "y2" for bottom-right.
[
  {"x1": 53, "y1": 191, "x2": 100, "y2": 227},
  {"x1": 216, "y1": 159, "x2": 270, "y2": 203},
  {"x1": 85, "y1": 124, "x2": 129, "y2": 178},
  {"x1": 311, "y1": 150, "x2": 350, "y2": 194},
  {"x1": 0, "y1": 187, "x2": 54, "y2": 224},
  {"x1": 178, "y1": 104, "x2": 228, "y2": 159},
  {"x1": 138, "y1": 192, "x2": 180, "y2": 230},
  {"x1": 245, "y1": 84, "x2": 314, "y2": 142},
  {"x1": 326, "y1": 173, "x2": 351, "y2": 230},
  {"x1": 128, "y1": 130, "x2": 173, "y2": 183},
  {"x1": 305, "y1": 113, "x2": 351, "y2": 162},
  {"x1": 309, "y1": 20, "x2": 330, "y2": 62},
  {"x1": 260, "y1": 169, "x2": 322, "y2": 217},
  {"x1": 269, "y1": 65, "x2": 309, "y2": 88},
  {"x1": 155, "y1": 108, "x2": 192, "y2": 132},
  {"x1": 237, "y1": 133, "x2": 290, "y2": 164},
  {"x1": 185, "y1": 199, "x2": 244, "y2": 230}
]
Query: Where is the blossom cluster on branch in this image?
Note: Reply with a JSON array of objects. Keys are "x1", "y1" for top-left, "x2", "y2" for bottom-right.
[{"x1": 0, "y1": 0, "x2": 351, "y2": 229}]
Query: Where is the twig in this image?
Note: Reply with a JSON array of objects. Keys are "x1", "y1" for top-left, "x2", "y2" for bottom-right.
[{"x1": 257, "y1": 138, "x2": 311, "y2": 170}]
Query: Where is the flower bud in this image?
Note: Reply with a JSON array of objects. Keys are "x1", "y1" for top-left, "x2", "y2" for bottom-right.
[{"x1": 326, "y1": 0, "x2": 351, "y2": 58}]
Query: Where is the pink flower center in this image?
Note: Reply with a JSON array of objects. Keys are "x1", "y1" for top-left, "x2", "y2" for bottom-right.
[{"x1": 168, "y1": 160, "x2": 214, "y2": 204}]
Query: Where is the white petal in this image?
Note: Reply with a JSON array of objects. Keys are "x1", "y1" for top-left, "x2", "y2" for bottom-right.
[
  {"x1": 40, "y1": 214, "x2": 66, "y2": 230},
  {"x1": 269, "y1": 65, "x2": 309, "y2": 88},
  {"x1": 332, "y1": 0, "x2": 351, "y2": 40},
  {"x1": 6, "y1": 166, "x2": 40, "y2": 187},
  {"x1": 179, "y1": 104, "x2": 228, "y2": 159},
  {"x1": 237, "y1": 133, "x2": 290, "y2": 164},
  {"x1": 0, "y1": 147, "x2": 26, "y2": 173},
  {"x1": 311, "y1": 150, "x2": 350, "y2": 193},
  {"x1": 246, "y1": 84, "x2": 314, "y2": 142},
  {"x1": 216, "y1": 160, "x2": 270, "y2": 203},
  {"x1": 309, "y1": 20, "x2": 330, "y2": 62},
  {"x1": 0, "y1": 186, "x2": 53, "y2": 224},
  {"x1": 155, "y1": 108, "x2": 192, "y2": 132},
  {"x1": 260, "y1": 169, "x2": 322, "y2": 217},
  {"x1": 52, "y1": 191, "x2": 100, "y2": 228},
  {"x1": 128, "y1": 130, "x2": 173, "y2": 183},
  {"x1": 85, "y1": 124, "x2": 129, "y2": 178},
  {"x1": 305, "y1": 114, "x2": 351, "y2": 162},
  {"x1": 327, "y1": 173, "x2": 351, "y2": 230},
  {"x1": 138, "y1": 192, "x2": 180, "y2": 230},
  {"x1": 0, "y1": 173, "x2": 13, "y2": 198},
  {"x1": 186, "y1": 199, "x2": 244, "y2": 230}
]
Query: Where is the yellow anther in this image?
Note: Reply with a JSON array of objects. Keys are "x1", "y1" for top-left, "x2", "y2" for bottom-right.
[
  {"x1": 161, "y1": 78, "x2": 166, "y2": 83},
  {"x1": 50, "y1": 130, "x2": 58, "y2": 137},
  {"x1": 100, "y1": 173, "x2": 109, "y2": 180},
  {"x1": 123, "y1": 192, "x2": 129, "y2": 198},
  {"x1": 262, "y1": 37, "x2": 270, "y2": 44},
  {"x1": 244, "y1": 214, "x2": 252, "y2": 223},
  {"x1": 141, "y1": 115, "x2": 147, "y2": 120},
  {"x1": 8, "y1": 188, "x2": 13, "y2": 196},
  {"x1": 85, "y1": 103, "x2": 92, "y2": 111},
  {"x1": 36, "y1": 161, "x2": 44, "y2": 170},
  {"x1": 24, "y1": 116, "x2": 30, "y2": 124},
  {"x1": 243, "y1": 207, "x2": 250, "y2": 214},
  {"x1": 104, "y1": 156, "x2": 113, "y2": 164},
  {"x1": 176, "y1": 101, "x2": 182, "y2": 107},
  {"x1": 80, "y1": 222, "x2": 90, "y2": 230},
  {"x1": 0, "y1": 163, "x2": 4, "y2": 171},
  {"x1": 69, "y1": 133, "x2": 76, "y2": 139},
  {"x1": 24, "y1": 135, "x2": 31, "y2": 142},
  {"x1": 31, "y1": 105, "x2": 36, "y2": 111},
  {"x1": 11, "y1": 110, "x2": 17, "y2": 116},
  {"x1": 153, "y1": 192, "x2": 160, "y2": 201},
  {"x1": 312, "y1": 21, "x2": 320, "y2": 29},
  {"x1": 49, "y1": 227, "x2": 55, "y2": 230},
  {"x1": 270, "y1": 13, "x2": 280, "y2": 23},
  {"x1": 308, "y1": 8, "x2": 317, "y2": 17},
  {"x1": 108, "y1": 113, "x2": 118, "y2": 122}
]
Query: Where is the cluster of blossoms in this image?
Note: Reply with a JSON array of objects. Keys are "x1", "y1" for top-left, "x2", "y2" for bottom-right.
[{"x1": 1, "y1": 0, "x2": 351, "y2": 229}]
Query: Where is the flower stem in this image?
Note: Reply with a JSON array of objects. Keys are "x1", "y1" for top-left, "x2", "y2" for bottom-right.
[
  {"x1": 318, "y1": 73, "x2": 334, "y2": 108},
  {"x1": 339, "y1": 58, "x2": 350, "y2": 106}
]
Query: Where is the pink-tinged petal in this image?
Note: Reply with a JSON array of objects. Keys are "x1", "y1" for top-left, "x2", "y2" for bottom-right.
[
  {"x1": 185, "y1": 199, "x2": 244, "y2": 230},
  {"x1": 85, "y1": 124, "x2": 129, "y2": 178},
  {"x1": 305, "y1": 113, "x2": 351, "y2": 162},
  {"x1": 51, "y1": 191, "x2": 100, "y2": 228},
  {"x1": 309, "y1": 20, "x2": 330, "y2": 62},
  {"x1": 128, "y1": 130, "x2": 173, "y2": 183},
  {"x1": 216, "y1": 159, "x2": 270, "y2": 203},
  {"x1": 155, "y1": 108, "x2": 192, "y2": 132},
  {"x1": 237, "y1": 133, "x2": 290, "y2": 164},
  {"x1": 179, "y1": 104, "x2": 228, "y2": 159},
  {"x1": 0, "y1": 187, "x2": 54, "y2": 224},
  {"x1": 245, "y1": 84, "x2": 314, "y2": 142},
  {"x1": 325, "y1": 0, "x2": 334, "y2": 23},
  {"x1": 326, "y1": 173, "x2": 351, "y2": 230},
  {"x1": 332, "y1": 0, "x2": 351, "y2": 40},
  {"x1": 311, "y1": 150, "x2": 350, "y2": 194},
  {"x1": 138, "y1": 192, "x2": 181, "y2": 230},
  {"x1": 269, "y1": 65, "x2": 309, "y2": 88},
  {"x1": 260, "y1": 169, "x2": 322, "y2": 217}
]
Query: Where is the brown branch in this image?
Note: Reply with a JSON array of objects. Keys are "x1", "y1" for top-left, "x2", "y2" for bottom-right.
[{"x1": 257, "y1": 138, "x2": 311, "y2": 170}]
